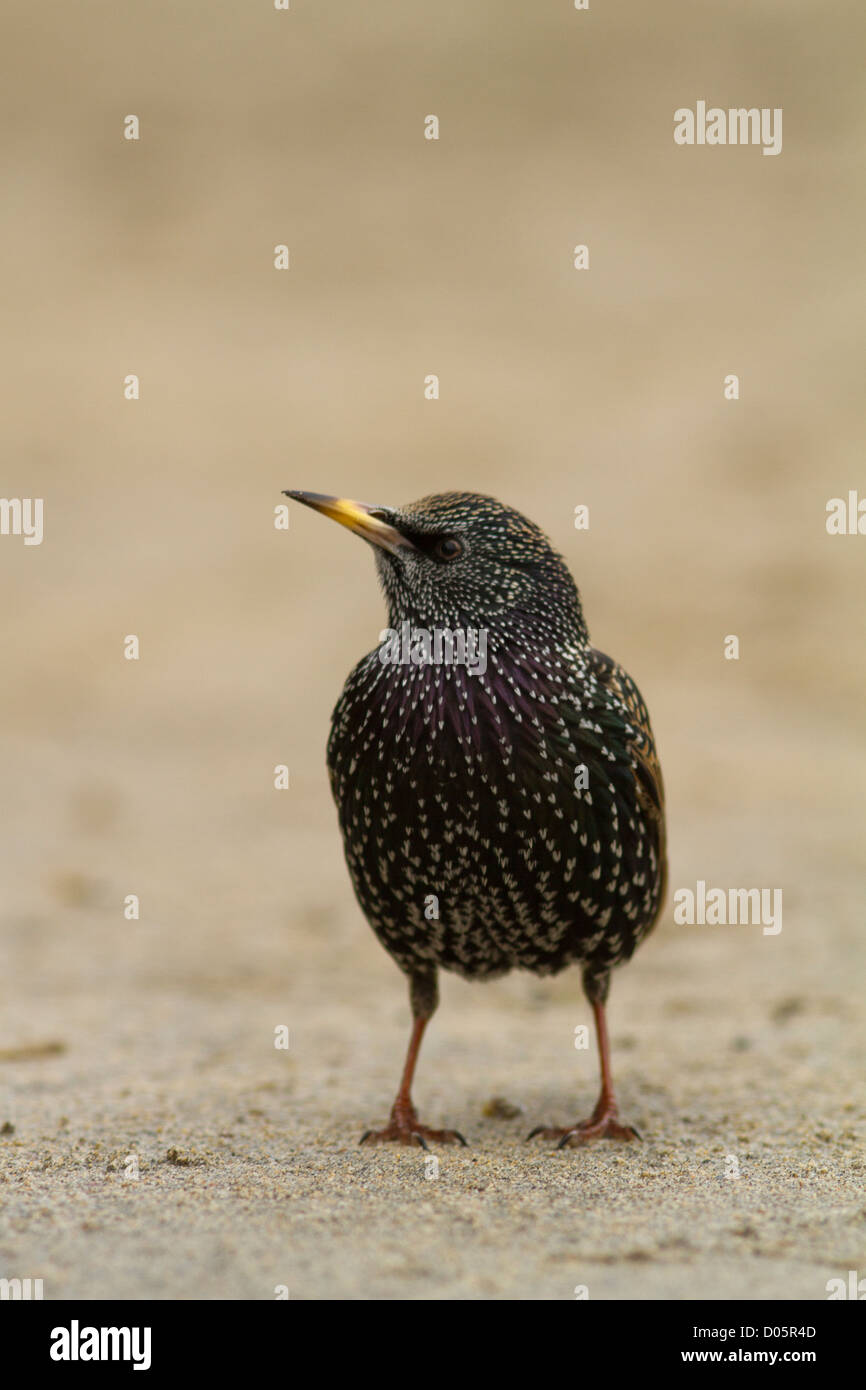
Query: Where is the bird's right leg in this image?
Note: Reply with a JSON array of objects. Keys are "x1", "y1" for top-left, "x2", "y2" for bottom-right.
[
  {"x1": 528, "y1": 972, "x2": 640, "y2": 1147},
  {"x1": 359, "y1": 969, "x2": 467, "y2": 1149}
]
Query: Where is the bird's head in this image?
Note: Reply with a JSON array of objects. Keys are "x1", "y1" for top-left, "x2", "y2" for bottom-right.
[{"x1": 284, "y1": 490, "x2": 587, "y2": 642}]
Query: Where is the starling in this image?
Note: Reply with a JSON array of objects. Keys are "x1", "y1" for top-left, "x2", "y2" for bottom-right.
[{"x1": 285, "y1": 490, "x2": 667, "y2": 1148}]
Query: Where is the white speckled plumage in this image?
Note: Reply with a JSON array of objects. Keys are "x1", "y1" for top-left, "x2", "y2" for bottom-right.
[{"x1": 325, "y1": 493, "x2": 666, "y2": 1002}]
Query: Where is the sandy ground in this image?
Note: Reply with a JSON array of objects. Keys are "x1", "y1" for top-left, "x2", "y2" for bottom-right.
[
  {"x1": 1, "y1": 797, "x2": 864, "y2": 1301},
  {"x1": 1, "y1": 1, "x2": 865, "y2": 1300}
]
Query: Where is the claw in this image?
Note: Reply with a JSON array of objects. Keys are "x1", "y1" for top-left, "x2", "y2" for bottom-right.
[
  {"x1": 358, "y1": 1119, "x2": 467, "y2": 1148},
  {"x1": 529, "y1": 1113, "x2": 641, "y2": 1147}
]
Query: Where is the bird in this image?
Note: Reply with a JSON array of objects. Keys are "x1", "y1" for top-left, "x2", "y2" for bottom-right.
[{"x1": 284, "y1": 489, "x2": 667, "y2": 1149}]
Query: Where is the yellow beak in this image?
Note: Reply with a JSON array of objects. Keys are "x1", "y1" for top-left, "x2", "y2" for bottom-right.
[{"x1": 283, "y1": 491, "x2": 417, "y2": 556}]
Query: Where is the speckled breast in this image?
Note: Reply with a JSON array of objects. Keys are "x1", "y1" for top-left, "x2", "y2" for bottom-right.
[{"x1": 327, "y1": 639, "x2": 665, "y2": 983}]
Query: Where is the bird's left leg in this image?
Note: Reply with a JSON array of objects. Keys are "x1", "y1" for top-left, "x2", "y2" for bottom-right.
[
  {"x1": 359, "y1": 968, "x2": 467, "y2": 1149},
  {"x1": 528, "y1": 972, "x2": 640, "y2": 1148}
]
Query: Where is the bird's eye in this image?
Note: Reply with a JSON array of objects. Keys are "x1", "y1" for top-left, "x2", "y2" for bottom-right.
[{"x1": 433, "y1": 536, "x2": 464, "y2": 562}]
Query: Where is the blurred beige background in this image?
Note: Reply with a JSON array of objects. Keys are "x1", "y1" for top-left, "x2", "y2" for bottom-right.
[{"x1": 0, "y1": 0, "x2": 864, "y2": 1301}]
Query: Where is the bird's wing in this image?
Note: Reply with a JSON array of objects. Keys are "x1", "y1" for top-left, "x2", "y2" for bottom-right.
[{"x1": 585, "y1": 645, "x2": 668, "y2": 921}]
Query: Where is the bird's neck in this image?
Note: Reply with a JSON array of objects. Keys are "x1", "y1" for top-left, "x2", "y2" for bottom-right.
[{"x1": 380, "y1": 599, "x2": 589, "y2": 657}]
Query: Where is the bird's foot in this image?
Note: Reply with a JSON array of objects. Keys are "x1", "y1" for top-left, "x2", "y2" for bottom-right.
[
  {"x1": 527, "y1": 1105, "x2": 640, "y2": 1149},
  {"x1": 359, "y1": 1103, "x2": 467, "y2": 1150}
]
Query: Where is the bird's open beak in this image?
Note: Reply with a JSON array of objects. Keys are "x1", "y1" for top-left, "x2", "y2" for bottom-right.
[{"x1": 283, "y1": 491, "x2": 417, "y2": 556}]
